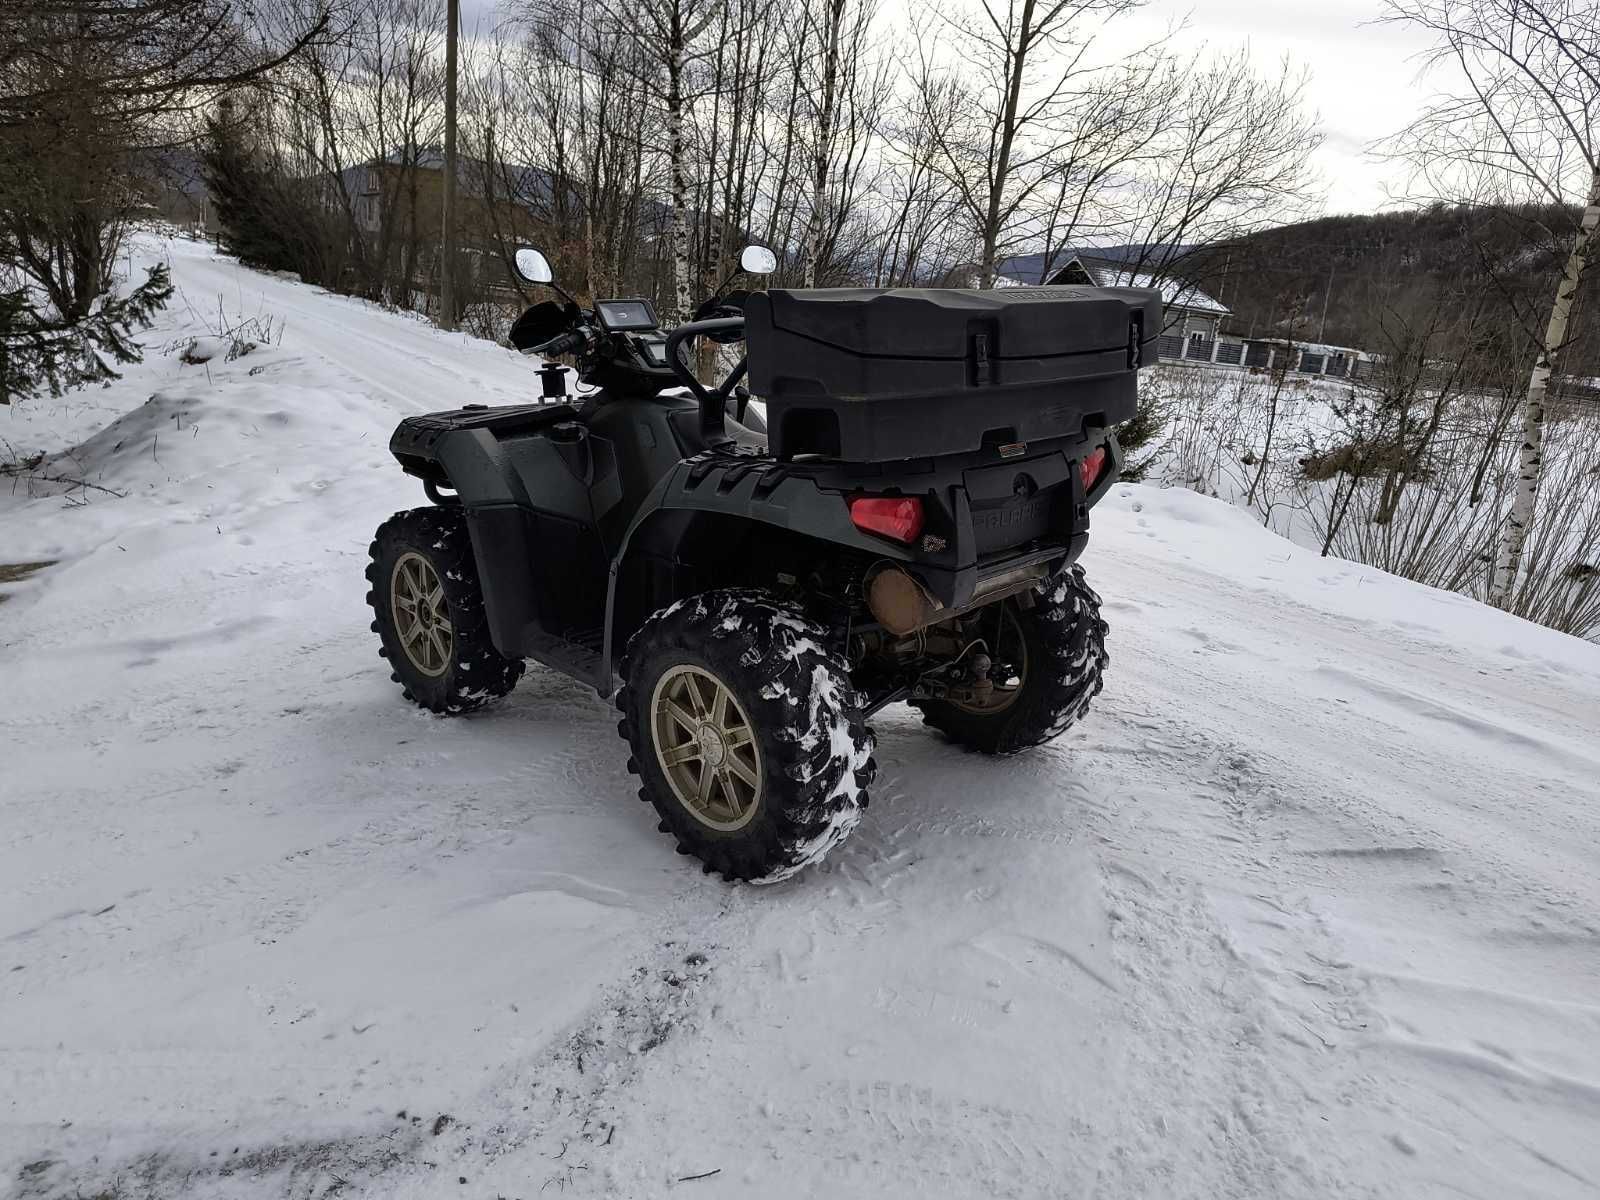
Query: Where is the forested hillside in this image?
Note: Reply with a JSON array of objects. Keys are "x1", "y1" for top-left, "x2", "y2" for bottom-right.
[
  {"x1": 1184, "y1": 206, "x2": 1600, "y2": 374},
  {"x1": 1184, "y1": 205, "x2": 1600, "y2": 373}
]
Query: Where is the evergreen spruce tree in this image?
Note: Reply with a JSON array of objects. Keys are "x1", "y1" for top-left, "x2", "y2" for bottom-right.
[
  {"x1": 200, "y1": 102, "x2": 338, "y2": 286},
  {"x1": 0, "y1": 269, "x2": 173, "y2": 406}
]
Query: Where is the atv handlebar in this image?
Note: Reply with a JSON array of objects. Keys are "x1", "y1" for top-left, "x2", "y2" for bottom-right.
[
  {"x1": 523, "y1": 328, "x2": 590, "y2": 358},
  {"x1": 664, "y1": 316, "x2": 748, "y2": 445}
]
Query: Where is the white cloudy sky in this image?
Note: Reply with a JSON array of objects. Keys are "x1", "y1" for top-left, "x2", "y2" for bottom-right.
[
  {"x1": 1122, "y1": 1, "x2": 1441, "y2": 213},
  {"x1": 459, "y1": 0, "x2": 1441, "y2": 215}
]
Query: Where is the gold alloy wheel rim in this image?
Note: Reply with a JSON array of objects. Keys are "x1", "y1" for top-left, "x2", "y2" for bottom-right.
[
  {"x1": 650, "y1": 664, "x2": 763, "y2": 832},
  {"x1": 391, "y1": 551, "x2": 453, "y2": 677},
  {"x1": 950, "y1": 602, "x2": 1028, "y2": 715}
]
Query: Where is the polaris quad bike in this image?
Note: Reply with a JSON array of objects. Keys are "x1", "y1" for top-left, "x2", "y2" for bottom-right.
[{"x1": 368, "y1": 244, "x2": 1159, "y2": 883}]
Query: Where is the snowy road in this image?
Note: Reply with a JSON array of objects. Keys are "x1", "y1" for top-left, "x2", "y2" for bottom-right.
[{"x1": 4, "y1": 236, "x2": 1599, "y2": 1199}]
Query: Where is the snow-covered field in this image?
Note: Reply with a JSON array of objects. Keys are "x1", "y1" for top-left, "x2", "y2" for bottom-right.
[{"x1": 4, "y1": 234, "x2": 1600, "y2": 1199}]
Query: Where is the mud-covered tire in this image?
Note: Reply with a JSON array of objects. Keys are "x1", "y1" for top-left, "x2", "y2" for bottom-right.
[
  {"x1": 618, "y1": 589, "x2": 876, "y2": 883},
  {"x1": 913, "y1": 563, "x2": 1109, "y2": 755},
  {"x1": 366, "y1": 507, "x2": 524, "y2": 714}
]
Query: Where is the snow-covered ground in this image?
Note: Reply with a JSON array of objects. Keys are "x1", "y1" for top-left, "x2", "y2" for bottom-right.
[
  {"x1": 1134, "y1": 362, "x2": 1600, "y2": 643},
  {"x1": 4, "y1": 234, "x2": 1600, "y2": 1199}
]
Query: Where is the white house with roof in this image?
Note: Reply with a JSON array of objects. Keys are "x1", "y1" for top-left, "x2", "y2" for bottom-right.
[
  {"x1": 993, "y1": 249, "x2": 1375, "y2": 380},
  {"x1": 995, "y1": 250, "x2": 1230, "y2": 357}
]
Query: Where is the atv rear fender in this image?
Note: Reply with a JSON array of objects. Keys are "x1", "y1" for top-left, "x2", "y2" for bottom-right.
[{"x1": 602, "y1": 431, "x2": 1122, "y2": 686}]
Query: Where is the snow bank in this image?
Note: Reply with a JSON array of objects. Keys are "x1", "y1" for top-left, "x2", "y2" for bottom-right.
[{"x1": 1100, "y1": 483, "x2": 1600, "y2": 683}]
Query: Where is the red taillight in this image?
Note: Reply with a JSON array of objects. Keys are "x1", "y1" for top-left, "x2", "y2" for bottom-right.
[
  {"x1": 849, "y1": 495, "x2": 925, "y2": 544},
  {"x1": 1080, "y1": 446, "x2": 1108, "y2": 492}
]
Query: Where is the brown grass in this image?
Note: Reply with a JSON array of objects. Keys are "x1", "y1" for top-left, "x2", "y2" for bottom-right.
[{"x1": 0, "y1": 560, "x2": 54, "y2": 603}]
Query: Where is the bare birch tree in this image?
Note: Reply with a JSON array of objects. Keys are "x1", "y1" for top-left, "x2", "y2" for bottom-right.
[
  {"x1": 874, "y1": 70, "x2": 971, "y2": 284},
  {"x1": 626, "y1": 0, "x2": 726, "y2": 320},
  {"x1": 1384, "y1": 0, "x2": 1600, "y2": 607}
]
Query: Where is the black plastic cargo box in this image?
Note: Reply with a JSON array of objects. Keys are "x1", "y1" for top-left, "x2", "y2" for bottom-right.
[{"x1": 744, "y1": 286, "x2": 1160, "y2": 462}]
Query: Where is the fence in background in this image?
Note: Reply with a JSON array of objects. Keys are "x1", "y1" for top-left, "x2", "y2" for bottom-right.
[{"x1": 1157, "y1": 334, "x2": 1374, "y2": 380}]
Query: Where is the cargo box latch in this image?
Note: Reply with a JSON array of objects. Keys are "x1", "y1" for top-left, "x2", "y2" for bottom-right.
[
  {"x1": 1127, "y1": 312, "x2": 1144, "y2": 369},
  {"x1": 970, "y1": 330, "x2": 992, "y2": 386}
]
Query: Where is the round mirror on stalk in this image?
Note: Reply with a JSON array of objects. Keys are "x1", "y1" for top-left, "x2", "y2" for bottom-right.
[
  {"x1": 513, "y1": 247, "x2": 553, "y2": 284},
  {"x1": 740, "y1": 245, "x2": 778, "y2": 275}
]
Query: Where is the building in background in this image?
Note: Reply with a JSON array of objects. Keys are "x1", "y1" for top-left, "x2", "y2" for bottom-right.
[{"x1": 995, "y1": 249, "x2": 1374, "y2": 380}]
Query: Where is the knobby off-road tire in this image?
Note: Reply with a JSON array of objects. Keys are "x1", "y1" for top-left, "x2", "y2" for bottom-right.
[
  {"x1": 913, "y1": 563, "x2": 1109, "y2": 756},
  {"x1": 618, "y1": 589, "x2": 876, "y2": 883},
  {"x1": 366, "y1": 507, "x2": 524, "y2": 715}
]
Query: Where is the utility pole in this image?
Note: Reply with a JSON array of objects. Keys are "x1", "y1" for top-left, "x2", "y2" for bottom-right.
[{"x1": 439, "y1": 0, "x2": 459, "y2": 331}]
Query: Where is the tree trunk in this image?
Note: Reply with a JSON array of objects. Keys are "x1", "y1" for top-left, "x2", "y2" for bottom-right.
[
  {"x1": 1246, "y1": 357, "x2": 1289, "y2": 509},
  {"x1": 439, "y1": 0, "x2": 459, "y2": 331},
  {"x1": 668, "y1": 7, "x2": 692, "y2": 323},
  {"x1": 1469, "y1": 392, "x2": 1518, "y2": 507},
  {"x1": 1489, "y1": 167, "x2": 1600, "y2": 607},
  {"x1": 763, "y1": 55, "x2": 802, "y2": 250},
  {"x1": 402, "y1": 154, "x2": 419, "y2": 308},
  {"x1": 804, "y1": 0, "x2": 845, "y2": 287},
  {"x1": 1321, "y1": 471, "x2": 1357, "y2": 557},
  {"x1": 978, "y1": 0, "x2": 1036, "y2": 288}
]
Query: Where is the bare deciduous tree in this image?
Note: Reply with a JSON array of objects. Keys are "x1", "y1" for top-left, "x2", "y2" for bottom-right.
[
  {"x1": 624, "y1": 0, "x2": 728, "y2": 320},
  {"x1": 800, "y1": 0, "x2": 869, "y2": 285},
  {"x1": 909, "y1": 0, "x2": 1146, "y2": 286},
  {"x1": 1110, "y1": 49, "x2": 1323, "y2": 285},
  {"x1": 1384, "y1": 0, "x2": 1600, "y2": 607}
]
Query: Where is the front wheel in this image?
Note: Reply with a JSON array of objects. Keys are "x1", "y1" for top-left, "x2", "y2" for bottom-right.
[
  {"x1": 366, "y1": 507, "x2": 524, "y2": 714},
  {"x1": 617, "y1": 590, "x2": 875, "y2": 883},
  {"x1": 912, "y1": 563, "x2": 1109, "y2": 755}
]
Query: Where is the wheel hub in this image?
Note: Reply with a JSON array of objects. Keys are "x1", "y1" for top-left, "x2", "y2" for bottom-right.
[
  {"x1": 391, "y1": 551, "x2": 453, "y2": 678},
  {"x1": 650, "y1": 664, "x2": 762, "y2": 832},
  {"x1": 696, "y1": 724, "x2": 728, "y2": 768}
]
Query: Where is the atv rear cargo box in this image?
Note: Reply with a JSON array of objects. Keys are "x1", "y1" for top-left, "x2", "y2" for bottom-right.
[{"x1": 744, "y1": 286, "x2": 1160, "y2": 462}]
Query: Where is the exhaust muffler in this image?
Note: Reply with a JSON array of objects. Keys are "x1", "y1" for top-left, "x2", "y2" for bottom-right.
[{"x1": 866, "y1": 561, "x2": 1051, "y2": 636}]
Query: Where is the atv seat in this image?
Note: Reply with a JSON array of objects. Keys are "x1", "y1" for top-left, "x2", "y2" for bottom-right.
[
  {"x1": 666, "y1": 402, "x2": 769, "y2": 456},
  {"x1": 724, "y1": 415, "x2": 768, "y2": 452}
]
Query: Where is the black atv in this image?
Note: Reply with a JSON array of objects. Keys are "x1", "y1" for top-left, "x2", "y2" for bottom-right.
[{"x1": 367, "y1": 245, "x2": 1158, "y2": 882}]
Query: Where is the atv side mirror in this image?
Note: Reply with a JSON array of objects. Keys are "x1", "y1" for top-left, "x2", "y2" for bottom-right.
[
  {"x1": 740, "y1": 245, "x2": 777, "y2": 275},
  {"x1": 513, "y1": 247, "x2": 553, "y2": 285}
]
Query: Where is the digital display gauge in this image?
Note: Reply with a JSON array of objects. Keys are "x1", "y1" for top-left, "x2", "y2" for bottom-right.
[{"x1": 595, "y1": 298, "x2": 659, "y2": 332}]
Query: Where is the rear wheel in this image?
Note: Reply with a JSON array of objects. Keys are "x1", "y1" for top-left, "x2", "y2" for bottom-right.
[
  {"x1": 912, "y1": 564, "x2": 1108, "y2": 755},
  {"x1": 618, "y1": 590, "x2": 875, "y2": 882},
  {"x1": 366, "y1": 507, "x2": 524, "y2": 714}
]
